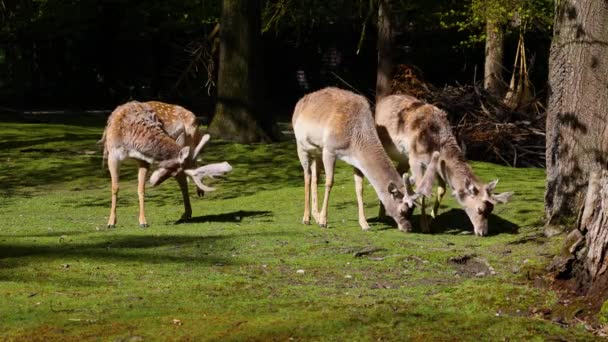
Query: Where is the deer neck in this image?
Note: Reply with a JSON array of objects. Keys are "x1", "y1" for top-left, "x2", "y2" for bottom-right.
[
  {"x1": 438, "y1": 144, "x2": 479, "y2": 192},
  {"x1": 351, "y1": 144, "x2": 402, "y2": 207}
]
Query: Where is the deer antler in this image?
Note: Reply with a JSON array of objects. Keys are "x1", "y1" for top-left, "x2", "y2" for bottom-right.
[
  {"x1": 415, "y1": 151, "x2": 440, "y2": 197},
  {"x1": 192, "y1": 134, "x2": 210, "y2": 160},
  {"x1": 403, "y1": 151, "x2": 441, "y2": 208},
  {"x1": 184, "y1": 161, "x2": 232, "y2": 192}
]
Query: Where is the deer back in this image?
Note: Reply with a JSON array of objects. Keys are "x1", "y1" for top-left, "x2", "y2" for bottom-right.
[
  {"x1": 102, "y1": 102, "x2": 183, "y2": 163},
  {"x1": 292, "y1": 87, "x2": 384, "y2": 156},
  {"x1": 145, "y1": 101, "x2": 203, "y2": 151}
]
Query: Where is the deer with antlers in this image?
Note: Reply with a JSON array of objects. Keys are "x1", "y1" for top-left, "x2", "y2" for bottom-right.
[
  {"x1": 292, "y1": 87, "x2": 439, "y2": 232},
  {"x1": 375, "y1": 94, "x2": 513, "y2": 236},
  {"x1": 100, "y1": 101, "x2": 231, "y2": 228}
]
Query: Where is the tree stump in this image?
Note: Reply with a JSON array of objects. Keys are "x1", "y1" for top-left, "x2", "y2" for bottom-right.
[{"x1": 551, "y1": 170, "x2": 608, "y2": 302}]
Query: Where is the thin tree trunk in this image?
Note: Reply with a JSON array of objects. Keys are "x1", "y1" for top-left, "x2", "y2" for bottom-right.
[
  {"x1": 209, "y1": 0, "x2": 270, "y2": 143},
  {"x1": 483, "y1": 19, "x2": 504, "y2": 97},
  {"x1": 545, "y1": 0, "x2": 608, "y2": 228},
  {"x1": 376, "y1": 0, "x2": 394, "y2": 102}
]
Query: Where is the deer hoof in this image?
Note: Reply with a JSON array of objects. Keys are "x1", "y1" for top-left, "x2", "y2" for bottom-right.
[
  {"x1": 319, "y1": 223, "x2": 327, "y2": 228},
  {"x1": 107, "y1": 224, "x2": 116, "y2": 229},
  {"x1": 302, "y1": 219, "x2": 310, "y2": 225},
  {"x1": 139, "y1": 223, "x2": 149, "y2": 228}
]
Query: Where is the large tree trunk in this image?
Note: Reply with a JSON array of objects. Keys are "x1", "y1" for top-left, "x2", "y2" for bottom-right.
[
  {"x1": 545, "y1": 0, "x2": 608, "y2": 227},
  {"x1": 483, "y1": 19, "x2": 504, "y2": 97},
  {"x1": 209, "y1": 0, "x2": 270, "y2": 143},
  {"x1": 550, "y1": 171, "x2": 608, "y2": 306},
  {"x1": 376, "y1": 0, "x2": 394, "y2": 102}
]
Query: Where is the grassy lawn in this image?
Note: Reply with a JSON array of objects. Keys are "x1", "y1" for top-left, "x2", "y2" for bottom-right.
[{"x1": 0, "y1": 118, "x2": 597, "y2": 341}]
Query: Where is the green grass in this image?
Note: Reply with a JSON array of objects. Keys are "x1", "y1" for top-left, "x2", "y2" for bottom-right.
[{"x1": 0, "y1": 118, "x2": 597, "y2": 341}]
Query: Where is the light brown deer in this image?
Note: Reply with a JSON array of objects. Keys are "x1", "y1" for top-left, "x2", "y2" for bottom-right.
[
  {"x1": 375, "y1": 94, "x2": 513, "y2": 236},
  {"x1": 292, "y1": 87, "x2": 439, "y2": 232},
  {"x1": 100, "y1": 101, "x2": 231, "y2": 228}
]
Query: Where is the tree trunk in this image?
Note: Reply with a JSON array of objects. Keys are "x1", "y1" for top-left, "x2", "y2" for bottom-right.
[
  {"x1": 209, "y1": 0, "x2": 270, "y2": 143},
  {"x1": 550, "y1": 171, "x2": 608, "y2": 306},
  {"x1": 545, "y1": 0, "x2": 608, "y2": 228},
  {"x1": 376, "y1": 0, "x2": 394, "y2": 102},
  {"x1": 483, "y1": 19, "x2": 504, "y2": 97}
]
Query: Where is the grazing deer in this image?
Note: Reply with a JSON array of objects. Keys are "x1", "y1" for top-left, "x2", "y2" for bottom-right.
[
  {"x1": 100, "y1": 101, "x2": 232, "y2": 228},
  {"x1": 375, "y1": 94, "x2": 513, "y2": 236},
  {"x1": 292, "y1": 87, "x2": 439, "y2": 232}
]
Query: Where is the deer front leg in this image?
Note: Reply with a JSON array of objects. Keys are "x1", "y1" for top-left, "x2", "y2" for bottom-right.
[
  {"x1": 137, "y1": 161, "x2": 150, "y2": 228},
  {"x1": 297, "y1": 147, "x2": 312, "y2": 225},
  {"x1": 107, "y1": 157, "x2": 120, "y2": 228},
  {"x1": 432, "y1": 178, "x2": 446, "y2": 218},
  {"x1": 319, "y1": 150, "x2": 336, "y2": 228},
  {"x1": 354, "y1": 168, "x2": 370, "y2": 230},
  {"x1": 176, "y1": 173, "x2": 192, "y2": 223},
  {"x1": 410, "y1": 157, "x2": 431, "y2": 233}
]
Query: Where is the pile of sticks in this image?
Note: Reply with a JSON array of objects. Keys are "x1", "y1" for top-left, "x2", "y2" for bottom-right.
[{"x1": 391, "y1": 64, "x2": 546, "y2": 168}]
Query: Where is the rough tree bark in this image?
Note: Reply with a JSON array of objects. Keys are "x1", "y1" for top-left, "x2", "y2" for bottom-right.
[
  {"x1": 545, "y1": 0, "x2": 608, "y2": 228},
  {"x1": 208, "y1": 0, "x2": 270, "y2": 143},
  {"x1": 376, "y1": 0, "x2": 394, "y2": 102},
  {"x1": 483, "y1": 19, "x2": 505, "y2": 97},
  {"x1": 551, "y1": 171, "x2": 608, "y2": 302}
]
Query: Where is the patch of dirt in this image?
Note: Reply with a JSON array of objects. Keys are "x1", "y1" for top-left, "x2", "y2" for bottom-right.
[{"x1": 448, "y1": 254, "x2": 495, "y2": 277}]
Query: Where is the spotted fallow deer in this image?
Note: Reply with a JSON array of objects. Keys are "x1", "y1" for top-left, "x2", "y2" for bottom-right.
[
  {"x1": 375, "y1": 94, "x2": 513, "y2": 236},
  {"x1": 100, "y1": 101, "x2": 232, "y2": 228},
  {"x1": 292, "y1": 87, "x2": 440, "y2": 232}
]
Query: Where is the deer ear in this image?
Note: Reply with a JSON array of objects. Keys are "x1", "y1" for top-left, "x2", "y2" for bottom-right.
[
  {"x1": 486, "y1": 179, "x2": 499, "y2": 193},
  {"x1": 178, "y1": 146, "x2": 190, "y2": 163},
  {"x1": 388, "y1": 182, "x2": 403, "y2": 199},
  {"x1": 491, "y1": 191, "x2": 513, "y2": 204}
]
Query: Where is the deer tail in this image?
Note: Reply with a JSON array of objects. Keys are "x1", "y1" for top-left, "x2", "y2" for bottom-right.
[{"x1": 98, "y1": 128, "x2": 108, "y2": 169}]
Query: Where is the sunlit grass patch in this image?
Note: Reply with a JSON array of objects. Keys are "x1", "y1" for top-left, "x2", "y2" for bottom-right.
[{"x1": 0, "y1": 118, "x2": 596, "y2": 341}]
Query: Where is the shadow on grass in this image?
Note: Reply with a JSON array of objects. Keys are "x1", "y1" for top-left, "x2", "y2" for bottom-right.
[
  {"x1": 366, "y1": 208, "x2": 519, "y2": 236},
  {"x1": 0, "y1": 120, "x2": 304, "y2": 204},
  {"x1": 177, "y1": 210, "x2": 274, "y2": 224},
  {"x1": 430, "y1": 208, "x2": 519, "y2": 236},
  {"x1": 0, "y1": 230, "x2": 298, "y2": 283}
]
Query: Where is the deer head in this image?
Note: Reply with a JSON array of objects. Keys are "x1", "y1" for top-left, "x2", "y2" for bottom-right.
[
  {"x1": 386, "y1": 151, "x2": 440, "y2": 232},
  {"x1": 453, "y1": 178, "x2": 513, "y2": 236},
  {"x1": 149, "y1": 134, "x2": 232, "y2": 192}
]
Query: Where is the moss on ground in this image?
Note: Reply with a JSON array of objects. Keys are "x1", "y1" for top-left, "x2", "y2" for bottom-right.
[{"x1": 0, "y1": 119, "x2": 599, "y2": 341}]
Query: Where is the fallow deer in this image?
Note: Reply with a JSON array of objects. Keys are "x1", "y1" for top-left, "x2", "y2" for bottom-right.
[
  {"x1": 375, "y1": 94, "x2": 513, "y2": 236},
  {"x1": 100, "y1": 101, "x2": 231, "y2": 228},
  {"x1": 292, "y1": 87, "x2": 439, "y2": 232}
]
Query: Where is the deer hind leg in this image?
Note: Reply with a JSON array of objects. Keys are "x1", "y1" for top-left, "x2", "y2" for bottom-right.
[
  {"x1": 176, "y1": 173, "x2": 192, "y2": 223},
  {"x1": 311, "y1": 158, "x2": 320, "y2": 223},
  {"x1": 296, "y1": 146, "x2": 312, "y2": 225},
  {"x1": 431, "y1": 177, "x2": 446, "y2": 218},
  {"x1": 137, "y1": 161, "x2": 150, "y2": 228},
  {"x1": 107, "y1": 156, "x2": 120, "y2": 228},
  {"x1": 319, "y1": 150, "x2": 336, "y2": 228},
  {"x1": 354, "y1": 168, "x2": 370, "y2": 230}
]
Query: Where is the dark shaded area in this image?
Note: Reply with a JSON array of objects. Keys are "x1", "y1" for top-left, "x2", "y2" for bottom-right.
[
  {"x1": 430, "y1": 208, "x2": 519, "y2": 236},
  {"x1": 0, "y1": 230, "x2": 297, "y2": 283},
  {"x1": 0, "y1": 0, "x2": 553, "y2": 125},
  {"x1": 177, "y1": 210, "x2": 273, "y2": 223}
]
